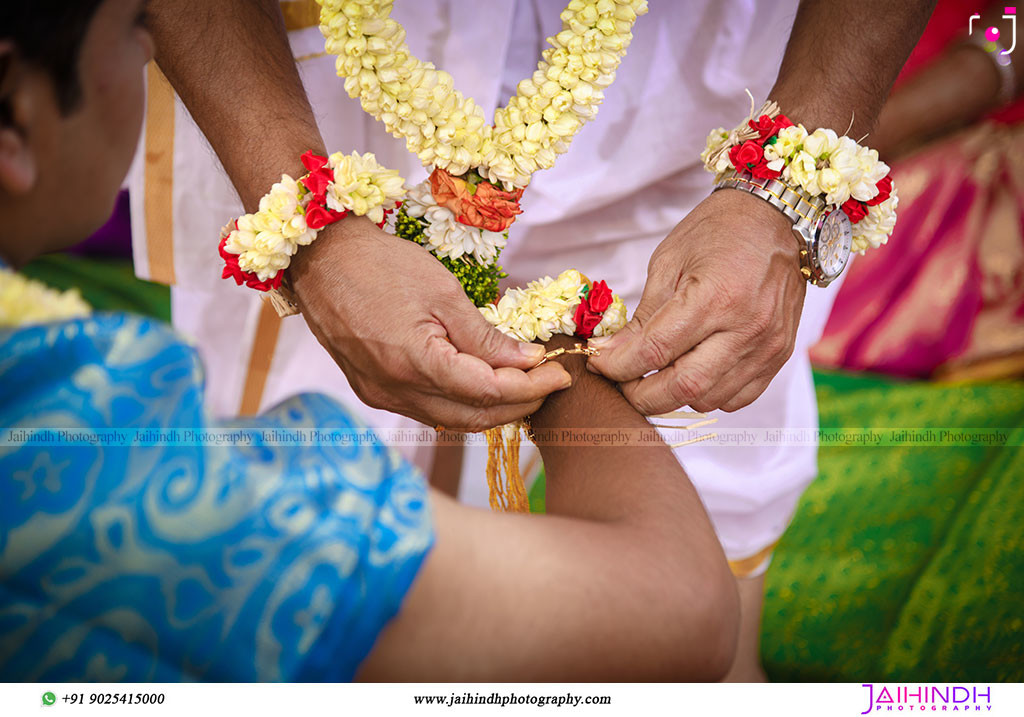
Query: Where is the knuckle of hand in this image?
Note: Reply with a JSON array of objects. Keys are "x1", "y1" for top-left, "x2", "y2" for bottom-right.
[
  {"x1": 357, "y1": 383, "x2": 389, "y2": 411},
  {"x1": 481, "y1": 329, "x2": 514, "y2": 359},
  {"x1": 463, "y1": 409, "x2": 493, "y2": 434},
  {"x1": 765, "y1": 335, "x2": 795, "y2": 368},
  {"x1": 639, "y1": 337, "x2": 674, "y2": 371},
  {"x1": 669, "y1": 371, "x2": 709, "y2": 407},
  {"x1": 473, "y1": 381, "x2": 503, "y2": 409},
  {"x1": 717, "y1": 282, "x2": 745, "y2": 311},
  {"x1": 720, "y1": 397, "x2": 745, "y2": 413},
  {"x1": 634, "y1": 392, "x2": 665, "y2": 416},
  {"x1": 691, "y1": 399, "x2": 716, "y2": 413},
  {"x1": 777, "y1": 340, "x2": 796, "y2": 365},
  {"x1": 748, "y1": 309, "x2": 775, "y2": 336}
]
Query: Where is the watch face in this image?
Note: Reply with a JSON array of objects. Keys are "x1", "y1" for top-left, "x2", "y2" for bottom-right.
[{"x1": 816, "y1": 210, "x2": 853, "y2": 280}]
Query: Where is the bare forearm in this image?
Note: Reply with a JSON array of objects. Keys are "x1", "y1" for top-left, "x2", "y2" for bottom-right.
[
  {"x1": 771, "y1": 0, "x2": 937, "y2": 136},
  {"x1": 364, "y1": 332, "x2": 740, "y2": 679},
  {"x1": 362, "y1": 342, "x2": 738, "y2": 680},
  {"x1": 874, "y1": 4, "x2": 1021, "y2": 157},
  {"x1": 872, "y1": 46, "x2": 999, "y2": 157},
  {"x1": 147, "y1": 0, "x2": 324, "y2": 211},
  {"x1": 529, "y1": 338, "x2": 710, "y2": 532}
]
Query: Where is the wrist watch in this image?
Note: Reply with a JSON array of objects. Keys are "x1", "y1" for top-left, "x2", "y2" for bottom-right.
[{"x1": 713, "y1": 168, "x2": 853, "y2": 287}]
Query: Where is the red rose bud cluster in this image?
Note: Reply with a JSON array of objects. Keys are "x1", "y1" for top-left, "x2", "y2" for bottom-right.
[
  {"x1": 840, "y1": 174, "x2": 893, "y2": 225},
  {"x1": 300, "y1": 151, "x2": 349, "y2": 229},
  {"x1": 728, "y1": 114, "x2": 795, "y2": 180},
  {"x1": 573, "y1": 280, "x2": 614, "y2": 339},
  {"x1": 220, "y1": 151, "x2": 355, "y2": 292}
]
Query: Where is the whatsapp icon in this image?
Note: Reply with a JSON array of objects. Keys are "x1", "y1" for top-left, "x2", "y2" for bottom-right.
[{"x1": 42, "y1": 692, "x2": 56, "y2": 706}]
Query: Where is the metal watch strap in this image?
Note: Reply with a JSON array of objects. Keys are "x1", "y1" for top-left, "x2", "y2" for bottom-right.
[{"x1": 714, "y1": 168, "x2": 826, "y2": 233}]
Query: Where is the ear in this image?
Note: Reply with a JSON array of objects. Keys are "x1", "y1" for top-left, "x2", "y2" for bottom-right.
[{"x1": 0, "y1": 42, "x2": 38, "y2": 195}]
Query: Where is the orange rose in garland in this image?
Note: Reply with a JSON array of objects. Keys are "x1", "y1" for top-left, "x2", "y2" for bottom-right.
[{"x1": 429, "y1": 168, "x2": 524, "y2": 233}]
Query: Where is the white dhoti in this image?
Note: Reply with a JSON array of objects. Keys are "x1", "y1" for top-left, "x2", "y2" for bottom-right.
[{"x1": 128, "y1": 0, "x2": 833, "y2": 571}]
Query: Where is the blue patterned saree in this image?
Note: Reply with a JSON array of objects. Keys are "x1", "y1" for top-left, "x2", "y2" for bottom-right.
[{"x1": 0, "y1": 312, "x2": 433, "y2": 681}]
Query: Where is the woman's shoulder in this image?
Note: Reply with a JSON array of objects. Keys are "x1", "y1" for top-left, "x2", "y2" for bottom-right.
[
  {"x1": 0, "y1": 311, "x2": 194, "y2": 363},
  {"x1": 0, "y1": 311, "x2": 204, "y2": 422}
]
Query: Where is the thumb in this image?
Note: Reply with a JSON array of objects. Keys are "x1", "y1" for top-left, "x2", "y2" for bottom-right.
[
  {"x1": 586, "y1": 279, "x2": 679, "y2": 380},
  {"x1": 442, "y1": 298, "x2": 546, "y2": 369},
  {"x1": 587, "y1": 270, "x2": 666, "y2": 354}
]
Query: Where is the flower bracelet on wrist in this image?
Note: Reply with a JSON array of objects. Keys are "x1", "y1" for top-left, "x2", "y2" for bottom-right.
[
  {"x1": 478, "y1": 269, "x2": 628, "y2": 512},
  {"x1": 219, "y1": 150, "x2": 406, "y2": 316},
  {"x1": 701, "y1": 98, "x2": 898, "y2": 287}
]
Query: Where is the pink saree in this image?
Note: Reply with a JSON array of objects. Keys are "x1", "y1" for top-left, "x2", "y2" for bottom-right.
[
  {"x1": 811, "y1": 0, "x2": 1024, "y2": 379},
  {"x1": 811, "y1": 123, "x2": 1024, "y2": 379}
]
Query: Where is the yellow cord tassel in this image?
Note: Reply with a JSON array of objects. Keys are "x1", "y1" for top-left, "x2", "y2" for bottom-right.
[{"x1": 485, "y1": 423, "x2": 530, "y2": 513}]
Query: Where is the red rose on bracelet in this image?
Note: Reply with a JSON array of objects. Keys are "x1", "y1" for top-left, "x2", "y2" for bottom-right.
[
  {"x1": 748, "y1": 157, "x2": 782, "y2": 180},
  {"x1": 865, "y1": 175, "x2": 893, "y2": 207},
  {"x1": 300, "y1": 151, "x2": 335, "y2": 203},
  {"x1": 749, "y1": 115, "x2": 775, "y2": 140},
  {"x1": 587, "y1": 280, "x2": 613, "y2": 313},
  {"x1": 840, "y1": 198, "x2": 869, "y2": 224},
  {"x1": 772, "y1": 114, "x2": 794, "y2": 133},
  {"x1": 573, "y1": 303, "x2": 603, "y2": 338},
  {"x1": 729, "y1": 140, "x2": 764, "y2": 173},
  {"x1": 573, "y1": 280, "x2": 614, "y2": 339},
  {"x1": 748, "y1": 114, "x2": 794, "y2": 144},
  {"x1": 429, "y1": 168, "x2": 524, "y2": 233},
  {"x1": 305, "y1": 204, "x2": 347, "y2": 230}
]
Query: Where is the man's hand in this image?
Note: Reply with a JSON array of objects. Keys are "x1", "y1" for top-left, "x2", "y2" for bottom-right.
[
  {"x1": 290, "y1": 217, "x2": 572, "y2": 431},
  {"x1": 586, "y1": 0, "x2": 933, "y2": 417},
  {"x1": 587, "y1": 190, "x2": 805, "y2": 415}
]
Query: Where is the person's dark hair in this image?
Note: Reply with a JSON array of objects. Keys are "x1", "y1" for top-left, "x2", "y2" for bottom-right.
[{"x1": 0, "y1": 0, "x2": 107, "y2": 115}]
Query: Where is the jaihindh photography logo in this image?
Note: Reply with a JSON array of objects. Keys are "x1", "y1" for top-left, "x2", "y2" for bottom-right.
[{"x1": 861, "y1": 684, "x2": 993, "y2": 713}]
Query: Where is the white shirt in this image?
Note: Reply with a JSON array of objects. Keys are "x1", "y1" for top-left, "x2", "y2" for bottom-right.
[{"x1": 128, "y1": 0, "x2": 835, "y2": 563}]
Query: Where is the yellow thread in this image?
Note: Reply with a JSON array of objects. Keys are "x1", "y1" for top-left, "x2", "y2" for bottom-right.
[
  {"x1": 294, "y1": 50, "x2": 329, "y2": 63},
  {"x1": 485, "y1": 426, "x2": 530, "y2": 513},
  {"x1": 682, "y1": 417, "x2": 718, "y2": 431},
  {"x1": 728, "y1": 541, "x2": 779, "y2": 578},
  {"x1": 653, "y1": 410, "x2": 708, "y2": 419}
]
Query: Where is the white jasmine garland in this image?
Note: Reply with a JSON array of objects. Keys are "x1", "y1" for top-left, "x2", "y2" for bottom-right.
[
  {"x1": 593, "y1": 296, "x2": 627, "y2": 337},
  {"x1": 852, "y1": 192, "x2": 899, "y2": 254},
  {"x1": 0, "y1": 268, "x2": 91, "y2": 327},
  {"x1": 421, "y1": 204, "x2": 508, "y2": 264},
  {"x1": 480, "y1": 269, "x2": 627, "y2": 343},
  {"x1": 317, "y1": 0, "x2": 648, "y2": 189},
  {"x1": 225, "y1": 174, "x2": 314, "y2": 280},
  {"x1": 223, "y1": 152, "x2": 406, "y2": 282},
  {"x1": 851, "y1": 145, "x2": 890, "y2": 202},
  {"x1": 320, "y1": 0, "x2": 491, "y2": 179},
  {"x1": 770, "y1": 125, "x2": 807, "y2": 161},
  {"x1": 325, "y1": 151, "x2": 406, "y2": 225},
  {"x1": 702, "y1": 104, "x2": 898, "y2": 254},
  {"x1": 402, "y1": 179, "x2": 508, "y2": 264},
  {"x1": 783, "y1": 151, "x2": 819, "y2": 195},
  {"x1": 802, "y1": 128, "x2": 840, "y2": 160},
  {"x1": 400, "y1": 180, "x2": 436, "y2": 219},
  {"x1": 483, "y1": 0, "x2": 649, "y2": 188}
]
